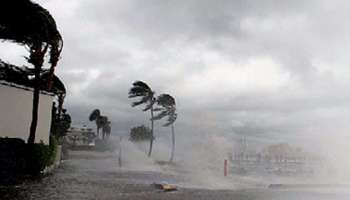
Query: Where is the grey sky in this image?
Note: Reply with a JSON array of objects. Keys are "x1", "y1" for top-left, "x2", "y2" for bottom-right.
[{"x1": 1, "y1": 0, "x2": 350, "y2": 147}]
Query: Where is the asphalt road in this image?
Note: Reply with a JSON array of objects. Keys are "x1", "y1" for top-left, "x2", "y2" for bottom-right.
[{"x1": 1, "y1": 150, "x2": 349, "y2": 200}]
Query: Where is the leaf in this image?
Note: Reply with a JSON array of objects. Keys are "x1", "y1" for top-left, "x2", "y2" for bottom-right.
[
  {"x1": 153, "y1": 107, "x2": 163, "y2": 111},
  {"x1": 132, "y1": 96, "x2": 149, "y2": 107},
  {"x1": 152, "y1": 110, "x2": 168, "y2": 120},
  {"x1": 128, "y1": 80, "x2": 154, "y2": 110},
  {"x1": 0, "y1": 0, "x2": 63, "y2": 70},
  {"x1": 157, "y1": 94, "x2": 175, "y2": 107},
  {"x1": 89, "y1": 109, "x2": 100, "y2": 121}
]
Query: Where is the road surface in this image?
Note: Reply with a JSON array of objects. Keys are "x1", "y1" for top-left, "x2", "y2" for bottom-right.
[{"x1": 1, "y1": 150, "x2": 349, "y2": 200}]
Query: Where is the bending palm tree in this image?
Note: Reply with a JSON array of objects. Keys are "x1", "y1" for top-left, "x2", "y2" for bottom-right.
[
  {"x1": 0, "y1": 0, "x2": 63, "y2": 144},
  {"x1": 128, "y1": 81, "x2": 156, "y2": 157},
  {"x1": 153, "y1": 94, "x2": 177, "y2": 162},
  {"x1": 89, "y1": 109, "x2": 109, "y2": 139},
  {"x1": 102, "y1": 121, "x2": 112, "y2": 139}
]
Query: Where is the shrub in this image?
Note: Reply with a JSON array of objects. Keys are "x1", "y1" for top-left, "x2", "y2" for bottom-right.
[
  {"x1": 0, "y1": 138, "x2": 27, "y2": 181},
  {"x1": 25, "y1": 143, "x2": 51, "y2": 175},
  {"x1": 25, "y1": 136, "x2": 58, "y2": 175},
  {"x1": 48, "y1": 135, "x2": 58, "y2": 165},
  {"x1": 0, "y1": 136, "x2": 59, "y2": 183},
  {"x1": 129, "y1": 125, "x2": 153, "y2": 142}
]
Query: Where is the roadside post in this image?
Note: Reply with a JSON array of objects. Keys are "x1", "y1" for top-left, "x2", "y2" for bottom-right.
[
  {"x1": 118, "y1": 136, "x2": 122, "y2": 167},
  {"x1": 224, "y1": 159, "x2": 228, "y2": 176}
]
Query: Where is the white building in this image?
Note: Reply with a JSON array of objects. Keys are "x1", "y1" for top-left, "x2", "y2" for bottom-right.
[
  {"x1": 0, "y1": 60, "x2": 66, "y2": 144},
  {"x1": 0, "y1": 82, "x2": 54, "y2": 144}
]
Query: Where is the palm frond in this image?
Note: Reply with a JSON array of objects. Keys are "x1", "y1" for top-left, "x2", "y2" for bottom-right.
[
  {"x1": 0, "y1": 0, "x2": 63, "y2": 69},
  {"x1": 157, "y1": 94, "x2": 175, "y2": 108},
  {"x1": 153, "y1": 107, "x2": 163, "y2": 112},
  {"x1": 89, "y1": 109, "x2": 100, "y2": 121},
  {"x1": 132, "y1": 81, "x2": 151, "y2": 91},
  {"x1": 152, "y1": 110, "x2": 168, "y2": 121},
  {"x1": 155, "y1": 94, "x2": 177, "y2": 126},
  {"x1": 129, "y1": 81, "x2": 155, "y2": 110},
  {"x1": 131, "y1": 96, "x2": 149, "y2": 107},
  {"x1": 163, "y1": 113, "x2": 177, "y2": 127},
  {"x1": 97, "y1": 116, "x2": 108, "y2": 127},
  {"x1": 143, "y1": 98, "x2": 156, "y2": 111},
  {"x1": 128, "y1": 87, "x2": 148, "y2": 98},
  {"x1": 132, "y1": 101, "x2": 144, "y2": 107},
  {"x1": 128, "y1": 81, "x2": 152, "y2": 95}
]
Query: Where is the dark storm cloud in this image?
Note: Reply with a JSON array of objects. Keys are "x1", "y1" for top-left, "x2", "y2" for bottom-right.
[{"x1": 3, "y1": 0, "x2": 350, "y2": 145}]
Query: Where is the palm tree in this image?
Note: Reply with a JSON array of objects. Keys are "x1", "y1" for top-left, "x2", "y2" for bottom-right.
[
  {"x1": 102, "y1": 121, "x2": 111, "y2": 139},
  {"x1": 89, "y1": 109, "x2": 109, "y2": 139},
  {"x1": 128, "y1": 81, "x2": 156, "y2": 157},
  {"x1": 0, "y1": 0, "x2": 63, "y2": 144},
  {"x1": 153, "y1": 94, "x2": 177, "y2": 162}
]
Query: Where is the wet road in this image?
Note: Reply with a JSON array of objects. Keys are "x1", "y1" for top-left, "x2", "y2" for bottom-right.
[
  {"x1": 1, "y1": 151, "x2": 350, "y2": 200},
  {"x1": 0, "y1": 151, "x2": 181, "y2": 200}
]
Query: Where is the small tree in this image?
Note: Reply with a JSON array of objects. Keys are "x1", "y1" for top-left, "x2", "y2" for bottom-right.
[
  {"x1": 129, "y1": 125, "x2": 152, "y2": 142},
  {"x1": 89, "y1": 109, "x2": 109, "y2": 139},
  {"x1": 51, "y1": 108, "x2": 71, "y2": 138},
  {"x1": 128, "y1": 81, "x2": 156, "y2": 157},
  {"x1": 153, "y1": 94, "x2": 177, "y2": 162}
]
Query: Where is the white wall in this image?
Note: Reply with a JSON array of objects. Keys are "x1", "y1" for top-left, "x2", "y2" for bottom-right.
[{"x1": 0, "y1": 83, "x2": 53, "y2": 144}]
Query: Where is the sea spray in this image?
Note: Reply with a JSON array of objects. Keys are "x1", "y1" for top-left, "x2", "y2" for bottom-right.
[{"x1": 110, "y1": 133, "x2": 262, "y2": 189}]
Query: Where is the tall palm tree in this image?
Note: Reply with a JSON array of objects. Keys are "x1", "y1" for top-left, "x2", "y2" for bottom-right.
[
  {"x1": 128, "y1": 81, "x2": 156, "y2": 157},
  {"x1": 102, "y1": 121, "x2": 111, "y2": 139},
  {"x1": 153, "y1": 94, "x2": 177, "y2": 162},
  {"x1": 0, "y1": 0, "x2": 63, "y2": 144},
  {"x1": 89, "y1": 109, "x2": 109, "y2": 139}
]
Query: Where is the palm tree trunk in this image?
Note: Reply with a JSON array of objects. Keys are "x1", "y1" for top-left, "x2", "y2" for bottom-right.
[
  {"x1": 169, "y1": 124, "x2": 175, "y2": 162},
  {"x1": 28, "y1": 67, "x2": 41, "y2": 144},
  {"x1": 96, "y1": 125, "x2": 99, "y2": 138},
  {"x1": 57, "y1": 94, "x2": 64, "y2": 118},
  {"x1": 27, "y1": 44, "x2": 48, "y2": 144},
  {"x1": 148, "y1": 106, "x2": 154, "y2": 157}
]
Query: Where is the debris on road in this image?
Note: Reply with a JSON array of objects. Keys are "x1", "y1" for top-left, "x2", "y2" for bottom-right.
[{"x1": 153, "y1": 182, "x2": 178, "y2": 192}]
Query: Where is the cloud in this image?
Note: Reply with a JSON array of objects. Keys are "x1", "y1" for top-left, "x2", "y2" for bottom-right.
[{"x1": 2, "y1": 0, "x2": 350, "y2": 148}]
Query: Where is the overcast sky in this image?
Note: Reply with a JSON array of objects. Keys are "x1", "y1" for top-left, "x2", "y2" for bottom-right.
[{"x1": 2, "y1": 0, "x2": 350, "y2": 147}]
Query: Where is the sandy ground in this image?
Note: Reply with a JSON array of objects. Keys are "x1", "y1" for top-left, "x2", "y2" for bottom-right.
[{"x1": 1, "y1": 150, "x2": 349, "y2": 200}]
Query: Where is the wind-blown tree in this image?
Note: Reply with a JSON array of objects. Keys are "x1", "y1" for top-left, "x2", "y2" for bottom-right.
[
  {"x1": 102, "y1": 121, "x2": 111, "y2": 139},
  {"x1": 153, "y1": 94, "x2": 177, "y2": 162},
  {"x1": 0, "y1": 0, "x2": 63, "y2": 144},
  {"x1": 128, "y1": 81, "x2": 156, "y2": 157},
  {"x1": 89, "y1": 109, "x2": 109, "y2": 139}
]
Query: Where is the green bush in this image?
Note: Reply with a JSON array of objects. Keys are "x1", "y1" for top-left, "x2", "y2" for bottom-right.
[
  {"x1": 129, "y1": 125, "x2": 153, "y2": 142},
  {"x1": 0, "y1": 136, "x2": 59, "y2": 182},
  {"x1": 25, "y1": 143, "x2": 50, "y2": 175},
  {"x1": 0, "y1": 138, "x2": 27, "y2": 180},
  {"x1": 25, "y1": 136, "x2": 58, "y2": 175},
  {"x1": 48, "y1": 135, "x2": 58, "y2": 165}
]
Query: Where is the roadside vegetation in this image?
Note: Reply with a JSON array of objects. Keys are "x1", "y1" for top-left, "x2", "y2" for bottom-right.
[
  {"x1": 89, "y1": 109, "x2": 111, "y2": 140},
  {"x1": 0, "y1": 136, "x2": 59, "y2": 185},
  {"x1": 153, "y1": 94, "x2": 177, "y2": 162},
  {"x1": 0, "y1": 0, "x2": 63, "y2": 144},
  {"x1": 128, "y1": 81, "x2": 156, "y2": 157},
  {"x1": 0, "y1": 0, "x2": 64, "y2": 185},
  {"x1": 129, "y1": 81, "x2": 178, "y2": 162},
  {"x1": 129, "y1": 125, "x2": 153, "y2": 142}
]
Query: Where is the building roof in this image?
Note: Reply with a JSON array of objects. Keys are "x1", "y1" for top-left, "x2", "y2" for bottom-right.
[{"x1": 0, "y1": 59, "x2": 66, "y2": 95}]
